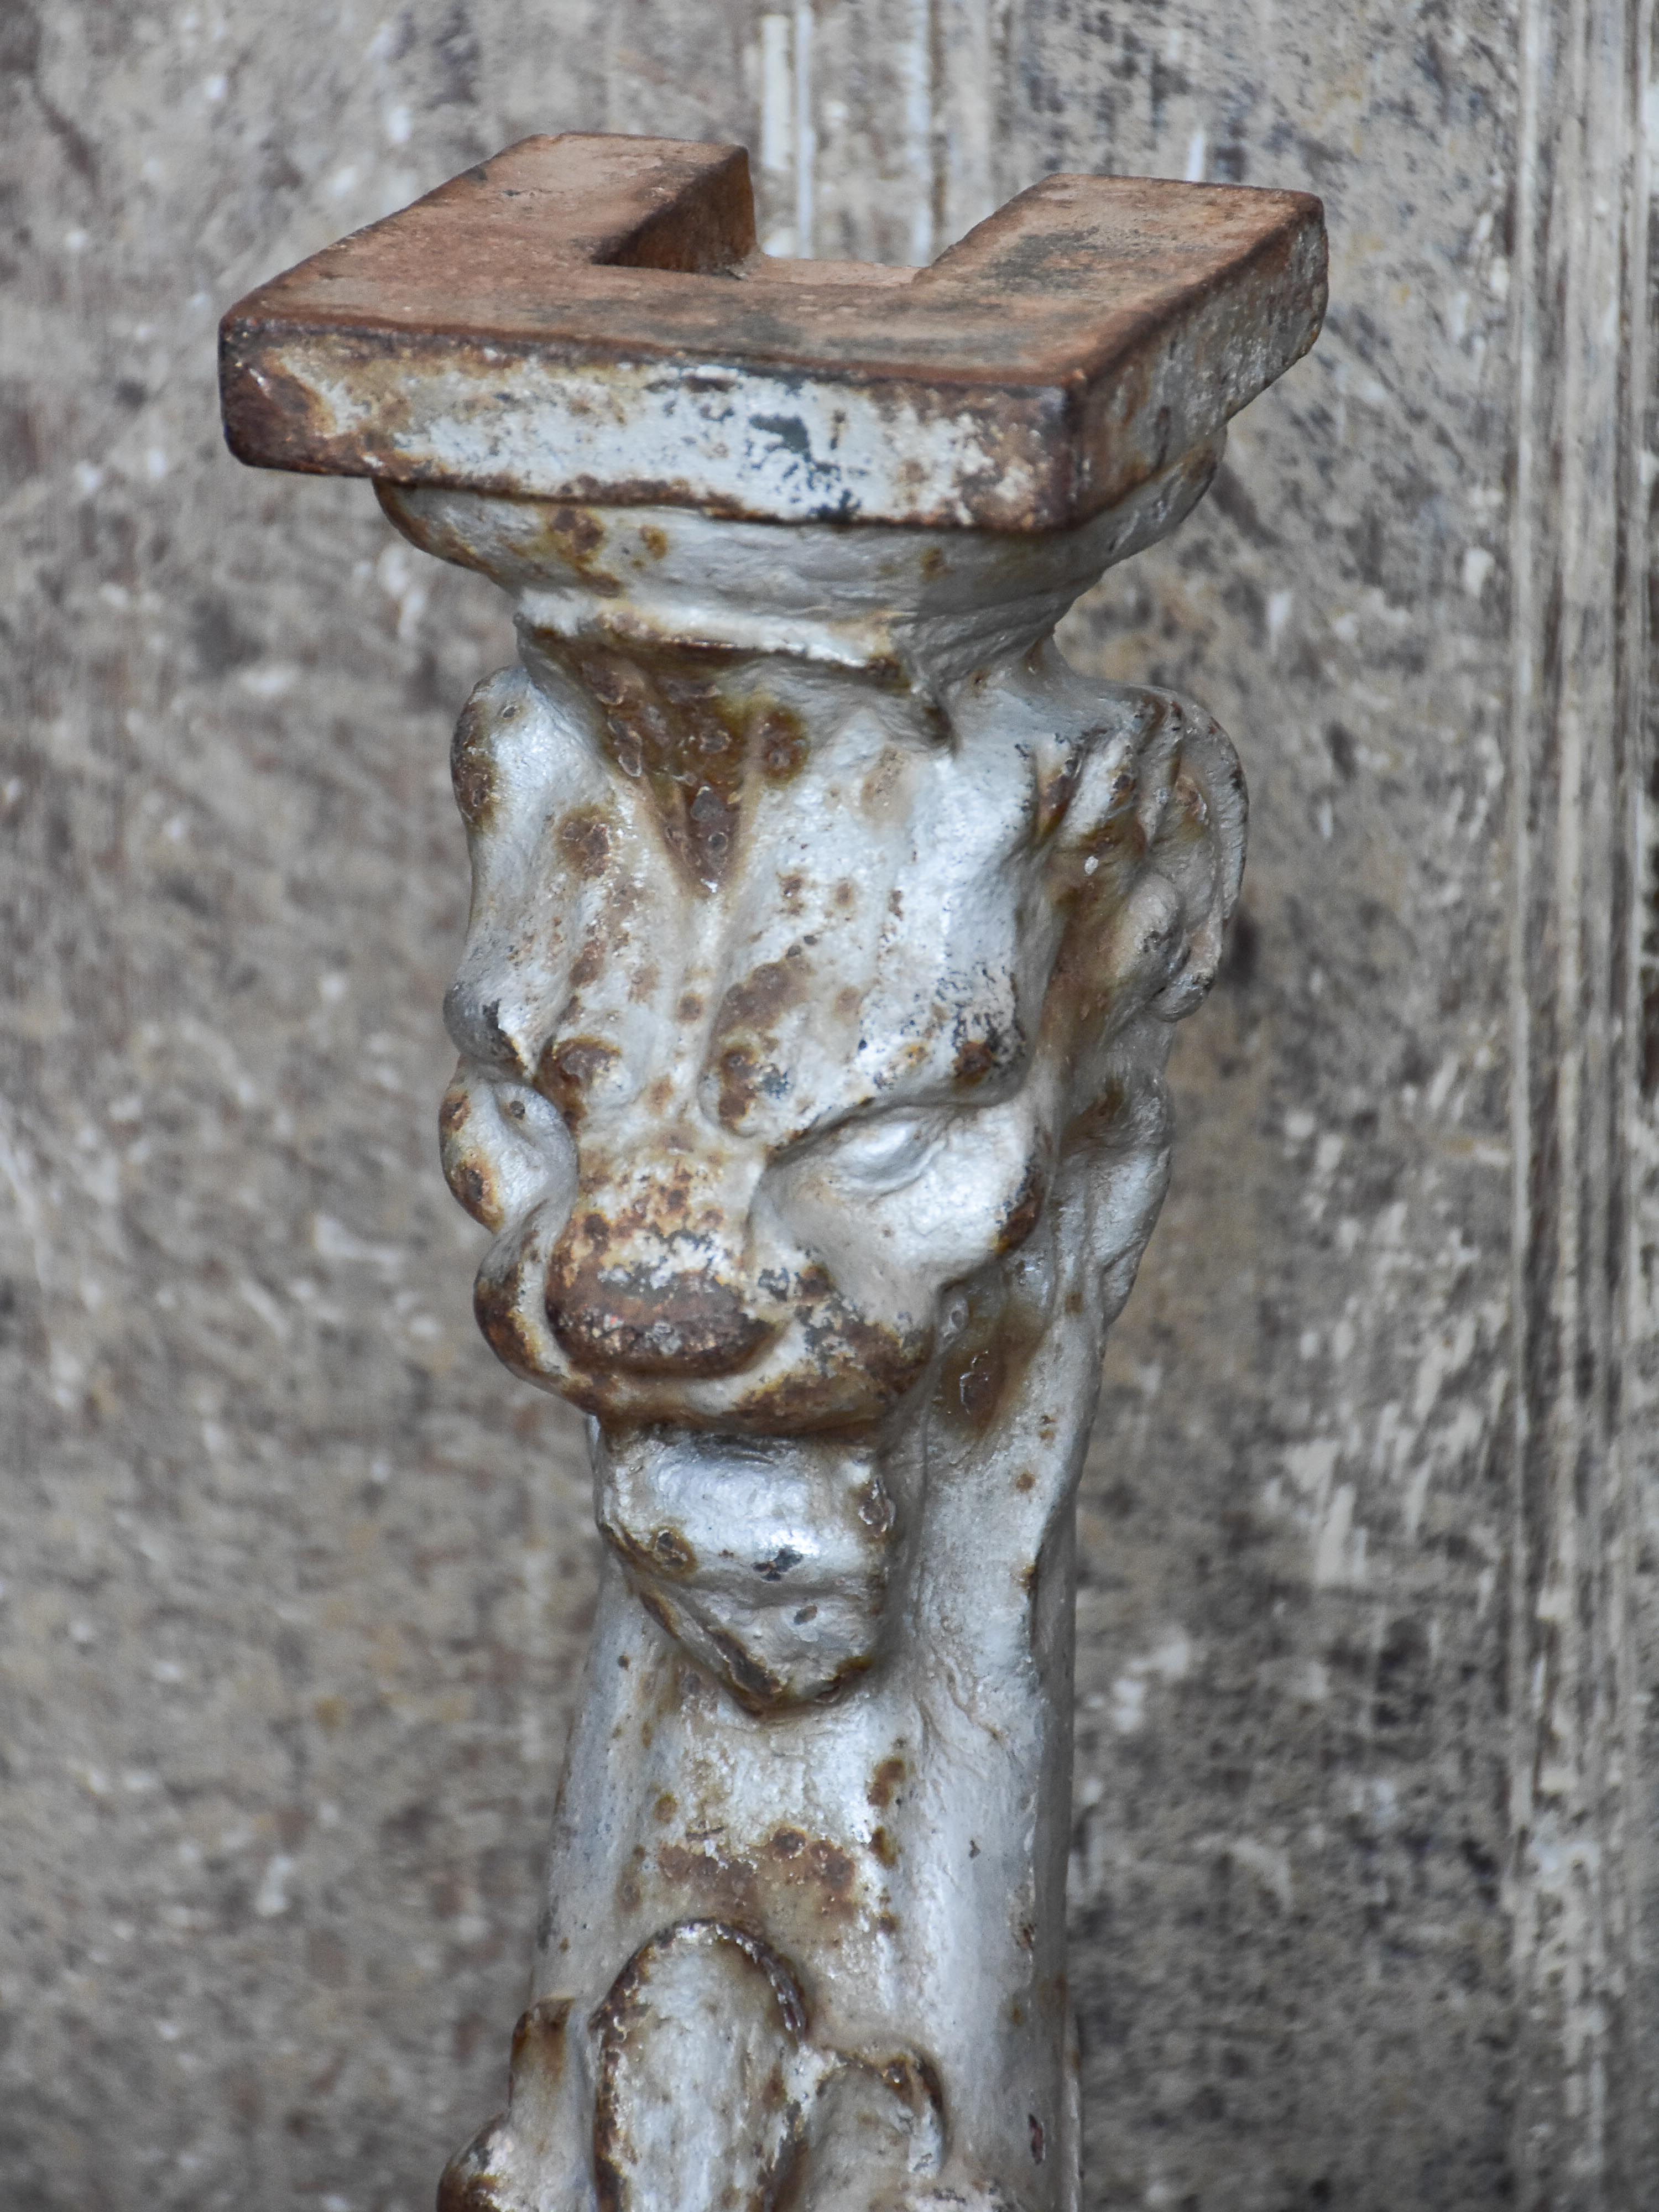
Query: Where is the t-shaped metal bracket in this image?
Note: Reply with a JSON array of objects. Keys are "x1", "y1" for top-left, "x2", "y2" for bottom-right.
[
  {"x1": 222, "y1": 132, "x2": 1322, "y2": 528},
  {"x1": 221, "y1": 133, "x2": 1323, "y2": 2212}
]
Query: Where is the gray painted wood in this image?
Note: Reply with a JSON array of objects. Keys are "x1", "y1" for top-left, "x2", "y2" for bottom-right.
[{"x1": 0, "y1": 3, "x2": 1651, "y2": 2206}]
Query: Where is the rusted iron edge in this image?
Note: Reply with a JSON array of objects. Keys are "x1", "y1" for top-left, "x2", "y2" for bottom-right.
[{"x1": 220, "y1": 200, "x2": 1324, "y2": 531}]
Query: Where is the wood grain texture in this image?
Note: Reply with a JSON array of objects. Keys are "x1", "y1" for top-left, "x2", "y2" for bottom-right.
[
  {"x1": 0, "y1": 3, "x2": 1652, "y2": 2208},
  {"x1": 1509, "y1": 0, "x2": 1655, "y2": 2203}
]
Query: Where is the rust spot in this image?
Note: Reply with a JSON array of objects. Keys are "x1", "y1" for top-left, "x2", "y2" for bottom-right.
[
  {"x1": 756, "y1": 705, "x2": 807, "y2": 781},
  {"x1": 758, "y1": 1835, "x2": 856, "y2": 1915},
  {"x1": 510, "y1": 1994, "x2": 573, "y2": 2082},
  {"x1": 706, "y1": 1626, "x2": 787, "y2": 1711},
  {"x1": 994, "y1": 1162, "x2": 1046, "y2": 1255},
  {"x1": 832, "y1": 879, "x2": 855, "y2": 911},
  {"x1": 437, "y1": 2129, "x2": 512, "y2": 2212},
  {"x1": 559, "y1": 807, "x2": 612, "y2": 879},
  {"x1": 1166, "y1": 766, "x2": 1211, "y2": 843},
  {"x1": 551, "y1": 1250, "x2": 774, "y2": 1376},
  {"x1": 760, "y1": 1827, "x2": 861, "y2": 1910},
  {"x1": 450, "y1": 1161, "x2": 493, "y2": 1223},
  {"x1": 439, "y1": 1083, "x2": 469, "y2": 1138},
  {"x1": 572, "y1": 938, "x2": 605, "y2": 988},
  {"x1": 473, "y1": 1272, "x2": 539, "y2": 1376},
  {"x1": 880, "y1": 2053, "x2": 942, "y2": 2115},
  {"x1": 653, "y1": 1792, "x2": 678, "y2": 1824},
  {"x1": 815, "y1": 1653, "x2": 875, "y2": 1704},
  {"x1": 730, "y1": 1311, "x2": 927, "y2": 1433},
  {"x1": 649, "y1": 1526, "x2": 696, "y2": 1575},
  {"x1": 559, "y1": 637, "x2": 752, "y2": 890},
  {"x1": 867, "y1": 1757, "x2": 906, "y2": 1811},
  {"x1": 934, "y1": 1276, "x2": 1047, "y2": 1437},
  {"x1": 654, "y1": 1841, "x2": 759, "y2": 1921},
  {"x1": 716, "y1": 1044, "x2": 761, "y2": 1129},
  {"x1": 855, "y1": 1479, "x2": 895, "y2": 1536},
  {"x1": 637, "y1": 1587, "x2": 679, "y2": 1644},
  {"x1": 859, "y1": 749, "x2": 907, "y2": 820},
  {"x1": 528, "y1": 504, "x2": 624, "y2": 594},
  {"x1": 611, "y1": 1522, "x2": 695, "y2": 1593},
  {"x1": 638, "y1": 523, "x2": 669, "y2": 559},
  {"x1": 549, "y1": 503, "x2": 604, "y2": 562},
  {"x1": 1036, "y1": 749, "x2": 1082, "y2": 839},
  {"x1": 677, "y1": 991, "x2": 705, "y2": 1021},
  {"x1": 1015, "y1": 1469, "x2": 1036, "y2": 1494},
  {"x1": 839, "y1": 1312, "x2": 929, "y2": 1397},
  {"x1": 954, "y1": 1035, "x2": 1000, "y2": 1085},
  {"x1": 716, "y1": 950, "x2": 807, "y2": 1034},
  {"x1": 870, "y1": 1825, "x2": 898, "y2": 1867},
  {"x1": 808, "y1": 1840, "x2": 854, "y2": 1896},
  {"x1": 450, "y1": 692, "x2": 499, "y2": 830},
  {"x1": 536, "y1": 1034, "x2": 620, "y2": 1120},
  {"x1": 958, "y1": 1346, "x2": 1005, "y2": 1425},
  {"x1": 439, "y1": 1996, "x2": 573, "y2": 2210}
]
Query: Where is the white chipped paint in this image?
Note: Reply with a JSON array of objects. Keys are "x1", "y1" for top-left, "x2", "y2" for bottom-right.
[{"x1": 290, "y1": 349, "x2": 1052, "y2": 529}]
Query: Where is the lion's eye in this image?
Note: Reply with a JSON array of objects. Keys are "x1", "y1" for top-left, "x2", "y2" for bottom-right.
[{"x1": 819, "y1": 1113, "x2": 945, "y2": 1192}]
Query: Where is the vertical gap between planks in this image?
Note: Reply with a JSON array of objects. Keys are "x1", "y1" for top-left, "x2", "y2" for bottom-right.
[
  {"x1": 1618, "y1": 0, "x2": 1658, "y2": 2195},
  {"x1": 794, "y1": 0, "x2": 816, "y2": 254},
  {"x1": 1509, "y1": 0, "x2": 1651, "y2": 2199}
]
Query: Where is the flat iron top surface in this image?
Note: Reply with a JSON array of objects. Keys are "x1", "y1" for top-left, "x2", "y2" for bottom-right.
[{"x1": 221, "y1": 133, "x2": 1325, "y2": 530}]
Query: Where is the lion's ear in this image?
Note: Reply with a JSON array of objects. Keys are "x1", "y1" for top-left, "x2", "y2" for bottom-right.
[
  {"x1": 1142, "y1": 703, "x2": 1247, "y2": 1022},
  {"x1": 1036, "y1": 689, "x2": 1246, "y2": 1110}
]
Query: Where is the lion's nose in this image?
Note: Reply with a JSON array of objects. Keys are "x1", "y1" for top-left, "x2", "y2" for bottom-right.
[{"x1": 544, "y1": 1236, "x2": 778, "y2": 1378}]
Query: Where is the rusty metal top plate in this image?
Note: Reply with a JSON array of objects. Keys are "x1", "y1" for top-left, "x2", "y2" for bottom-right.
[{"x1": 220, "y1": 133, "x2": 1325, "y2": 531}]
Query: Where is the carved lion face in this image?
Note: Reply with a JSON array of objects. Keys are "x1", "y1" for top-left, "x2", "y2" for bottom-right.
[
  {"x1": 399, "y1": 483, "x2": 1244, "y2": 1710},
  {"x1": 439, "y1": 627, "x2": 1243, "y2": 1441}
]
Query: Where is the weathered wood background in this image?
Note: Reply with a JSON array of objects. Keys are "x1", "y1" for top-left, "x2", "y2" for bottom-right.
[{"x1": 2, "y1": 2, "x2": 1654, "y2": 2206}]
